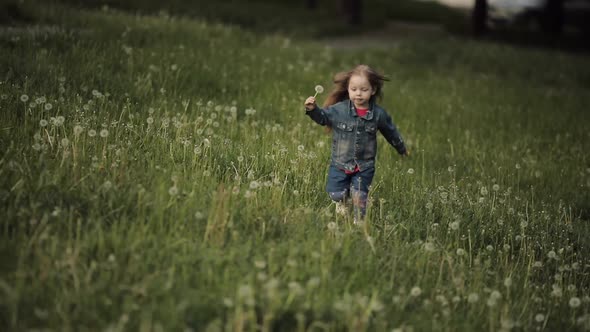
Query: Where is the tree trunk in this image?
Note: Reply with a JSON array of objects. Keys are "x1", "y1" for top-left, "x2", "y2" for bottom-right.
[
  {"x1": 541, "y1": 0, "x2": 564, "y2": 34},
  {"x1": 472, "y1": 0, "x2": 488, "y2": 36},
  {"x1": 341, "y1": 0, "x2": 362, "y2": 25}
]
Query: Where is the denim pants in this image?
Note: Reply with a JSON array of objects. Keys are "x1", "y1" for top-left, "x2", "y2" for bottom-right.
[{"x1": 326, "y1": 165, "x2": 375, "y2": 218}]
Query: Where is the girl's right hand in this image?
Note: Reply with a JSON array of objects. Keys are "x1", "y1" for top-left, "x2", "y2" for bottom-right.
[{"x1": 304, "y1": 97, "x2": 316, "y2": 111}]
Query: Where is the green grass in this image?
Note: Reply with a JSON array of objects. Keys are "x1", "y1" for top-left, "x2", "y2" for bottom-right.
[{"x1": 1, "y1": 1, "x2": 590, "y2": 331}]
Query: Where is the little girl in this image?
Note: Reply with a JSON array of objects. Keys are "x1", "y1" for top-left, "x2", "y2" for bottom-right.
[{"x1": 304, "y1": 64, "x2": 408, "y2": 223}]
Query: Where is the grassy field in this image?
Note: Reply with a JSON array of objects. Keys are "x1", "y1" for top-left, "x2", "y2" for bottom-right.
[{"x1": 1, "y1": 0, "x2": 590, "y2": 331}]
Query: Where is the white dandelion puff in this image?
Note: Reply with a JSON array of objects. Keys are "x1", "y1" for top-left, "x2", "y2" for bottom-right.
[
  {"x1": 534, "y1": 313, "x2": 545, "y2": 323},
  {"x1": 569, "y1": 297, "x2": 581, "y2": 308},
  {"x1": 20, "y1": 94, "x2": 29, "y2": 102},
  {"x1": 407, "y1": 168, "x2": 415, "y2": 175},
  {"x1": 44, "y1": 103, "x2": 53, "y2": 111},
  {"x1": 410, "y1": 286, "x2": 422, "y2": 297},
  {"x1": 313, "y1": 85, "x2": 324, "y2": 98},
  {"x1": 100, "y1": 129, "x2": 109, "y2": 138},
  {"x1": 467, "y1": 293, "x2": 479, "y2": 304},
  {"x1": 39, "y1": 119, "x2": 48, "y2": 127},
  {"x1": 73, "y1": 125, "x2": 84, "y2": 136},
  {"x1": 168, "y1": 186, "x2": 178, "y2": 196},
  {"x1": 88, "y1": 129, "x2": 97, "y2": 137}
]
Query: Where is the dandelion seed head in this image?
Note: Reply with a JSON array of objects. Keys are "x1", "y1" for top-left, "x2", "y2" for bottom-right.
[
  {"x1": 39, "y1": 119, "x2": 48, "y2": 127},
  {"x1": 410, "y1": 286, "x2": 422, "y2": 297},
  {"x1": 20, "y1": 94, "x2": 29, "y2": 102},
  {"x1": 44, "y1": 103, "x2": 53, "y2": 111},
  {"x1": 88, "y1": 129, "x2": 97, "y2": 137},
  {"x1": 569, "y1": 297, "x2": 581, "y2": 308},
  {"x1": 407, "y1": 168, "x2": 415, "y2": 175},
  {"x1": 467, "y1": 293, "x2": 479, "y2": 303},
  {"x1": 100, "y1": 129, "x2": 109, "y2": 138},
  {"x1": 314, "y1": 85, "x2": 324, "y2": 94}
]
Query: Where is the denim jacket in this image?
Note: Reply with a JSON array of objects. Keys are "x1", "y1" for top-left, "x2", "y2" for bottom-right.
[{"x1": 306, "y1": 99, "x2": 406, "y2": 172}]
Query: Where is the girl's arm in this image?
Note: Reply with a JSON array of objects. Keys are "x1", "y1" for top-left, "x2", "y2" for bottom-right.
[
  {"x1": 378, "y1": 111, "x2": 407, "y2": 156},
  {"x1": 304, "y1": 96, "x2": 331, "y2": 126}
]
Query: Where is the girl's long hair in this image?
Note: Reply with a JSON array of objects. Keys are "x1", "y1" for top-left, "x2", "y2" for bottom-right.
[
  {"x1": 321, "y1": 65, "x2": 388, "y2": 134},
  {"x1": 323, "y1": 64, "x2": 389, "y2": 109}
]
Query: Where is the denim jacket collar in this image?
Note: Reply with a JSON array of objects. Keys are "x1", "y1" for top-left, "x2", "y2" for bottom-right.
[{"x1": 348, "y1": 99, "x2": 374, "y2": 121}]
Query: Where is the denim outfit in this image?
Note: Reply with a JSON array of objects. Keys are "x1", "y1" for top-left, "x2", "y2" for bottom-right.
[{"x1": 306, "y1": 99, "x2": 406, "y2": 217}]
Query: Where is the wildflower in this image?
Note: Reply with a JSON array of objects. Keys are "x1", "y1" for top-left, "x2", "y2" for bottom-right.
[
  {"x1": 504, "y1": 277, "x2": 512, "y2": 288},
  {"x1": 480, "y1": 186, "x2": 488, "y2": 196},
  {"x1": 534, "y1": 313, "x2": 545, "y2": 323},
  {"x1": 407, "y1": 168, "x2": 414, "y2": 175},
  {"x1": 100, "y1": 129, "x2": 109, "y2": 138},
  {"x1": 73, "y1": 125, "x2": 83, "y2": 136},
  {"x1": 425, "y1": 202, "x2": 433, "y2": 210},
  {"x1": 492, "y1": 184, "x2": 500, "y2": 191},
  {"x1": 194, "y1": 211, "x2": 205, "y2": 220},
  {"x1": 297, "y1": 145, "x2": 304, "y2": 151},
  {"x1": 467, "y1": 293, "x2": 479, "y2": 303},
  {"x1": 447, "y1": 166, "x2": 454, "y2": 172},
  {"x1": 456, "y1": 248, "x2": 466, "y2": 256},
  {"x1": 327, "y1": 221, "x2": 337, "y2": 231},
  {"x1": 449, "y1": 221, "x2": 460, "y2": 230},
  {"x1": 423, "y1": 242, "x2": 436, "y2": 252},
  {"x1": 168, "y1": 186, "x2": 178, "y2": 196},
  {"x1": 222, "y1": 298, "x2": 234, "y2": 308},
  {"x1": 551, "y1": 285, "x2": 563, "y2": 297},
  {"x1": 55, "y1": 116, "x2": 65, "y2": 126},
  {"x1": 486, "y1": 245, "x2": 494, "y2": 252},
  {"x1": 254, "y1": 260, "x2": 266, "y2": 269},
  {"x1": 20, "y1": 94, "x2": 29, "y2": 102},
  {"x1": 44, "y1": 103, "x2": 53, "y2": 111},
  {"x1": 249, "y1": 181, "x2": 259, "y2": 190},
  {"x1": 147, "y1": 117, "x2": 154, "y2": 124},
  {"x1": 547, "y1": 250, "x2": 557, "y2": 260},
  {"x1": 535, "y1": 170, "x2": 542, "y2": 178},
  {"x1": 410, "y1": 286, "x2": 422, "y2": 297},
  {"x1": 60, "y1": 138, "x2": 69, "y2": 147},
  {"x1": 515, "y1": 163, "x2": 521, "y2": 169},
  {"x1": 88, "y1": 129, "x2": 97, "y2": 137},
  {"x1": 32, "y1": 143, "x2": 41, "y2": 151},
  {"x1": 39, "y1": 119, "x2": 48, "y2": 127},
  {"x1": 569, "y1": 297, "x2": 581, "y2": 308},
  {"x1": 307, "y1": 277, "x2": 320, "y2": 289},
  {"x1": 194, "y1": 146, "x2": 201, "y2": 154},
  {"x1": 313, "y1": 85, "x2": 324, "y2": 98}
]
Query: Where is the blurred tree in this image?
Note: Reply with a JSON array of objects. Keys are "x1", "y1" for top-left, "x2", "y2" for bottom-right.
[
  {"x1": 341, "y1": 0, "x2": 362, "y2": 25},
  {"x1": 541, "y1": 0, "x2": 564, "y2": 34},
  {"x1": 307, "y1": 0, "x2": 318, "y2": 10},
  {"x1": 472, "y1": 0, "x2": 488, "y2": 36}
]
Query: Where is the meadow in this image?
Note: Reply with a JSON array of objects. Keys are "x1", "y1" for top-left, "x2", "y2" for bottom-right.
[{"x1": 1, "y1": 1, "x2": 589, "y2": 331}]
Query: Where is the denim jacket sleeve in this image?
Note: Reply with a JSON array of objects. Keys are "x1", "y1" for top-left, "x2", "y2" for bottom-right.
[
  {"x1": 305, "y1": 105, "x2": 332, "y2": 127},
  {"x1": 378, "y1": 110, "x2": 407, "y2": 155}
]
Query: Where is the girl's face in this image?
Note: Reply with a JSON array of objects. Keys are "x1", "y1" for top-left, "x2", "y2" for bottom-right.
[{"x1": 348, "y1": 74, "x2": 375, "y2": 109}]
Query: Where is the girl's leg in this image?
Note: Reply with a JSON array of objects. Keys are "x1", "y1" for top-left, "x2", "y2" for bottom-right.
[
  {"x1": 326, "y1": 165, "x2": 351, "y2": 215},
  {"x1": 350, "y1": 167, "x2": 375, "y2": 222}
]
